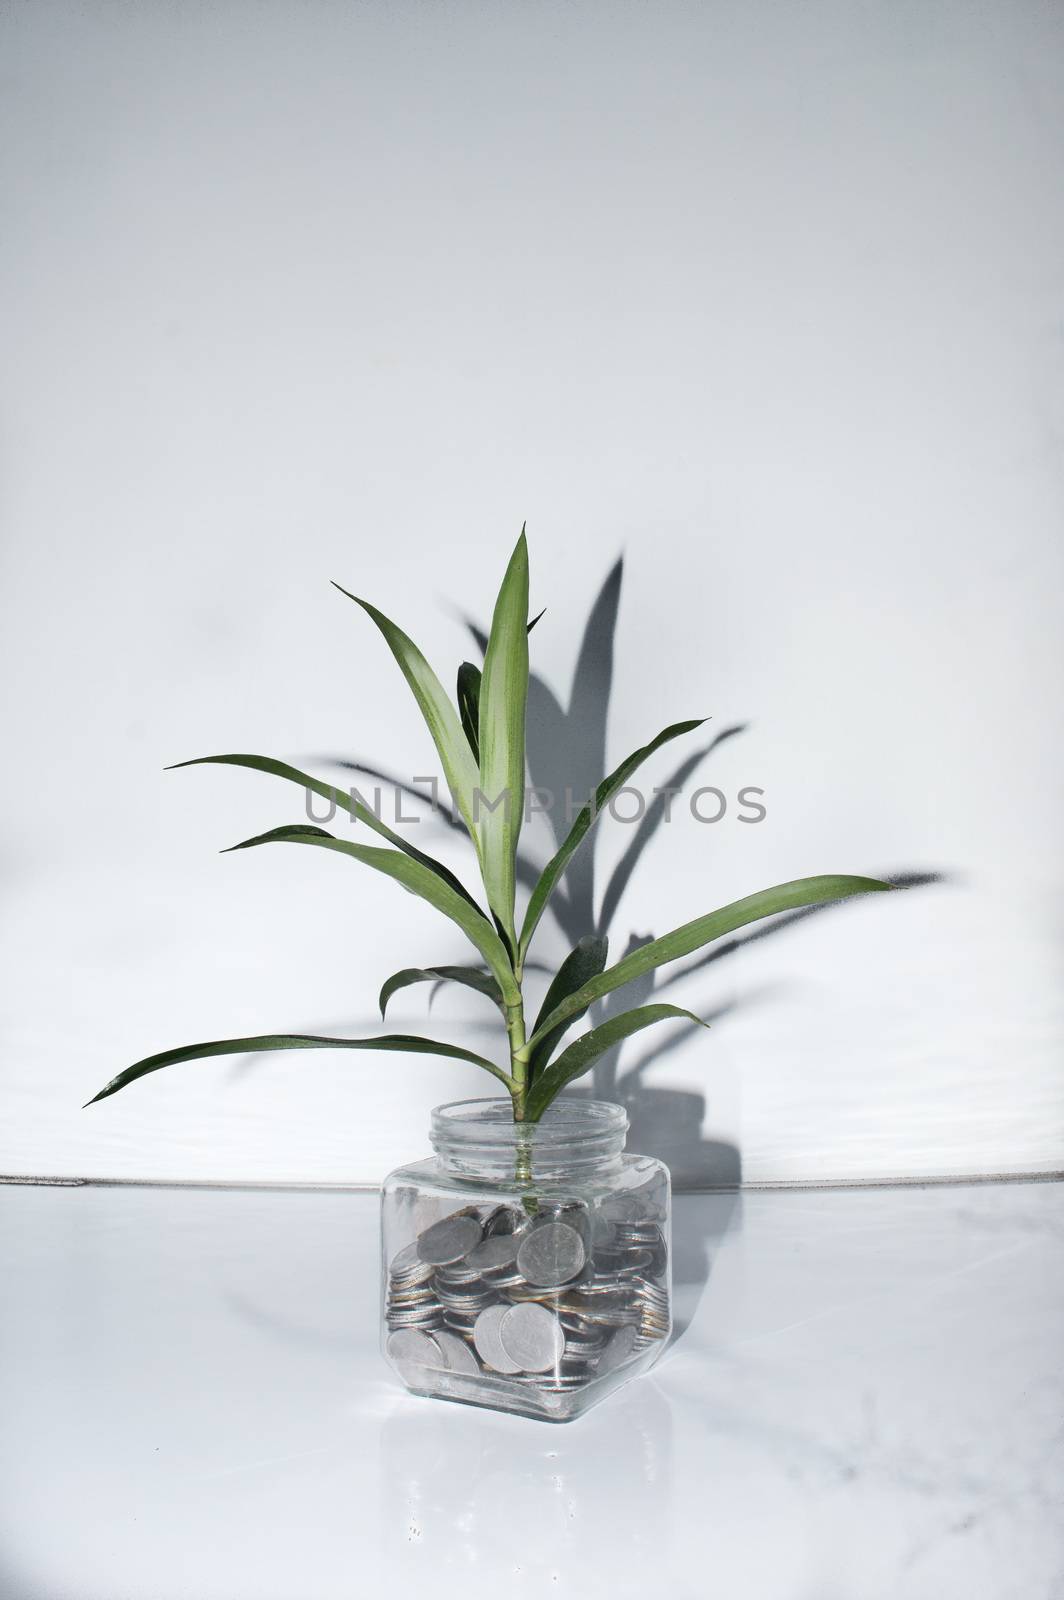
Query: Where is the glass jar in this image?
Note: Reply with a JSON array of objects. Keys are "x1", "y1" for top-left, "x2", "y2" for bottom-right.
[{"x1": 380, "y1": 1097, "x2": 671, "y2": 1422}]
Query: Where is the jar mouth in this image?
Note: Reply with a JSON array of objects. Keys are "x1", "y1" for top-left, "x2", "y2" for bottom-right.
[
  {"x1": 430, "y1": 1097, "x2": 628, "y2": 1176},
  {"x1": 432, "y1": 1097, "x2": 627, "y2": 1144}
]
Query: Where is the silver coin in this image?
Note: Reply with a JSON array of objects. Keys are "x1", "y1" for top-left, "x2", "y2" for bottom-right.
[
  {"x1": 558, "y1": 1315, "x2": 604, "y2": 1336},
  {"x1": 595, "y1": 1323, "x2": 639, "y2": 1374},
  {"x1": 565, "y1": 1274, "x2": 633, "y2": 1295},
  {"x1": 614, "y1": 1224, "x2": 667, "y2": 1264},
  {"x1": 517, "y1": 1222, "x2": 587, "y2": 1287},
  {"x1": 416, "y1": 1214, "x2": 483, "y2": 1266},
  {"x1": 465, "y1": 1234, "x2": 522, "y2": 1274},
  {"x1": 512, "y1": 1371, "x2": 589, "y2": 1391},
  {"x1": 386, "y1": 1327, "x2": 442, "y2": 1366},
  {"x1": 616, "y1": 1251, "x2": 654, "y2": 1277},
  {"x1": 600, "y1": 1194, "x2": 644, "y2": 1223},
  {"x1": 499, "y1": 1302, "x2": 566, "y2": 1373},
  {"x1": 436, "y1": 1294, "x2": 495, "y2": 1316},
  {"x1": 483, "y1": 1205, "x2": 527, "y2": 1237},
  {"x1": 563, "y1": 1302, "x2": 640, "y2": 1328},
  {"x1": 503, "y1": 1281, "x2": 569, "y2": 1304},
  {"x1": 562, "y1": 1327, "x2": 607, "y2": 1354},
  {"x1": 434, "y1": 1283, "x2": 494, "y2": 1302},
  {"x1": 437, "y1": 1284, "x2": 494, "y2": 1302},
  {"x1": 534, "y1": 1197, "x2": 587, "y2": 1226},
  {"x1": 638, "y1": 1310, "x2": 670, "y2": 1329},
  {"x1": 431, "y1": 1329, "x2": 482, "y2": 1375},
  {"x1": 473, "y1": 1304, "x2": 524, "y2": 1374},
  {"x1": 482, "y1": 1267, "x2": 525, "y2": 1290},
  {"x1": 389, "y1": 1240, "x2": 427, "y2": 1272},
  {"x1": 433, "y1": 1277, "x2": 493, "y2": 1299},
  {"x1": 442, "y1": 1315, "x2": 479, "y2": 1334},
  {"x1": 390, "y1": 1273, "x2": 438, "y2": 1291},
  {"x1": 434, "y1": 1261, "x2": 483, "y2": 1285},
  {"x1": 633, "y1": 1282, "x2": 669, "y2": 1307},
  {"x1": 535, "y1": 1201, "x2": 592, "y2": 1254}
]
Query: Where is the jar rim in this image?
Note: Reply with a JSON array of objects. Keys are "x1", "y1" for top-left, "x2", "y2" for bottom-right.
[{"x1": 431, "y1": 1096, "x2": 627, "y2": 1148}]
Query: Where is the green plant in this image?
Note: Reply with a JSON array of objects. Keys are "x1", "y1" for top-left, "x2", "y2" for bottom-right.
[{"x1": 86, "y1": 530, "x2": 892, "y2": 1120}]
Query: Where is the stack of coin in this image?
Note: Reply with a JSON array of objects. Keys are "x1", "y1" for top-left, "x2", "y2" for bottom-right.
[
  {"x1": 611, "y1": 1218, "x2": 668, "y2": 1278},
  {"x1": 630, "y1": 1275, "x2": 670, "y2": 1349},
  {"x1": 384, "y1": 1191, "x2": 670, "y2": 1394},
  {"x1": 556, "y1": 1309, "x2": 608, "y2": 1381},
  {"x1": 556, "y1": 1278, "x2": 643, "y2": 1345},
  {"x1": 434, "y1": 1259, "x2": 499, "y2": 1341},
  {"x1": 385, "y1": 1241, "x2": 445, "y2": 1334}
]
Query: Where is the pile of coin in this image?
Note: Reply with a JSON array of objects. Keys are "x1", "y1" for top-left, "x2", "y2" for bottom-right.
[{"x1": 385, "y1": 1194, "x2": 669, "y2": 1394}]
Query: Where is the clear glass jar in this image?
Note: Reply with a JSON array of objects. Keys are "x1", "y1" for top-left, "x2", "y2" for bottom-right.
[{"x1": 380, "y1": 1097, "x2": 671, "y2": 1422}]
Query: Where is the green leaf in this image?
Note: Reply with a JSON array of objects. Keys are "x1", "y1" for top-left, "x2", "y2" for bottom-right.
[
  {"x1": 380, "y1": 964, "x2": 504, "y2": 1019},
  {"x1": 324, "y1": 757, "x2": 465, "y2": 833},
  {"x1": 518, "y1": 717, "x2": 707, "y2": 960},
  {"x1": 225, "y1": 824, "x2": 520, "y2": 1003},
  {"x1": 166, "y1": 753, "x2": 487, "y2": 917},
  {"x1": 528, "y1": 935, "x2": 608, "y2": 1081},
  {"x1": 476, "y1": 530, "x2": 529, "y2": 944},
  {"x1": 331, "y1": 583, "x2": 482, "y2": 845},
  {"x1": 523, "y1": 875, "x2": 895, "y2": 1055},
  {"x1": 526, "y1": 1004, "x2": 705, "y2": 1120},
  {"x1": 85, "y1": 1032, "x2": 513, "y2": 1107},
  {"x1": 457, "y1": 663, "x2": 482, "y2": 762}
]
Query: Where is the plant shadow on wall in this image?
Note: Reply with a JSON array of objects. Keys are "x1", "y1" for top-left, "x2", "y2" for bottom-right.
[{"x1": 328, "y1": 558, "x2": 944, "y2": 1337}]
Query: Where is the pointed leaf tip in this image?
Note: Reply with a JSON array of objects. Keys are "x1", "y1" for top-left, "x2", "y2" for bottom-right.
[
  {"x1": 518, "y1": 717, "x2": 709, "y2": 958},
  {"x1": 157, "y1": 752, "x2": 485, "y2": 911},
  {"x1": 333, "y1": 581, "x2": 483, "y2": 847},
  {"x1": 476, "y1": 531, "x2": 530, "y2": 945},
  {"x1": 378, "y1": 963, "x2": 505, "y2": 1020},
  {"x1": 525, "y1": 874, "x2": 897, "y2": 1056},
  {"x1": 84, "y1": 1030, "x2": 518, "y2": 1107},
  {"x1": 209, "y1": 823, "x2": 518, "y2": 1001}
]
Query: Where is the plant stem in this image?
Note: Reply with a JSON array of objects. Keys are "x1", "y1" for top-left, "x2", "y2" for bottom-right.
[
  {"x1": 506, "y1": 989, "x2": 535, "y2": 1185},
  {"x1": 505, "y1": 991, "x2": 528, "y2": 1121}
]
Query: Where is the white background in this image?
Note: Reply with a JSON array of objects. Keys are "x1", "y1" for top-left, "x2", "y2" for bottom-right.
[{"x1": 2, "y1": 0, "x2": 1062, "y2": 1185}]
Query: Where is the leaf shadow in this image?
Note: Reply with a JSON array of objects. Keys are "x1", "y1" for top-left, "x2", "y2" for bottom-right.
[
  {"x1": 291, "y1": 557, "x2": 949, "y2": 1344},
  {"x1": 492, "y1": 560, "x2": 949, "y2": 1338}
]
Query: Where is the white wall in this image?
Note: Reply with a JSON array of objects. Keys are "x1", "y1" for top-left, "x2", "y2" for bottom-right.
[{"x1": 2, "y1": 0, "x2": 1062, "y2": 1186}]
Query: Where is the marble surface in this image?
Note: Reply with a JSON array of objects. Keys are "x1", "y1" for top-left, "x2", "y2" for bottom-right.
[{"x1": 1, "y1": 1179, "x2": 1061, "y2": 1599}]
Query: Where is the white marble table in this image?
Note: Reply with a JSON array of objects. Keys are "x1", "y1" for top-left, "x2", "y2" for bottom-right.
[{"x1": 1, "y1": 1179, "x2": 1061, "y2": 1599}]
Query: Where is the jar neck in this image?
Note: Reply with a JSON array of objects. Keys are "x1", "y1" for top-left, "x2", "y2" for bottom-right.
[{"x1": 430, "y1": 1098, "x2": 628, "y2": 1183}]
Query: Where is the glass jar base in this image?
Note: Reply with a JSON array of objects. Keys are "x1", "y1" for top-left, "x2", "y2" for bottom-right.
[{"x1": 392, "y1": 1342, "x2": 667, "y2": 1422}]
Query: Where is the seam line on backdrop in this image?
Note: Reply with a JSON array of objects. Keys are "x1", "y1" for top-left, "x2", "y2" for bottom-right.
[{"x1": 1, "y1": 1171, "x2": 1062, "y2": 1194}]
